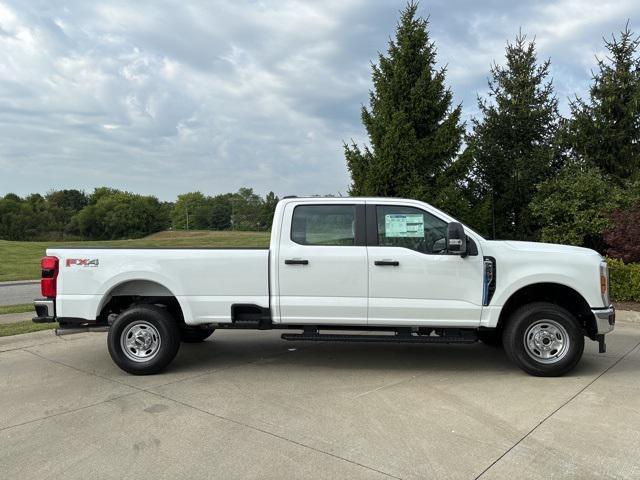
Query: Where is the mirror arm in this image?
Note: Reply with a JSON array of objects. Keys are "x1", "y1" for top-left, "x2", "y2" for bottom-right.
[{"x1": 460, "y1": 236, "x2": 469, "y2": 258}]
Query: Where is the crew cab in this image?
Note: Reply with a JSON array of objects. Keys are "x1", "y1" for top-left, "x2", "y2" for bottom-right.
[{"x1": 33, "y1": 197, "x2": 615, "y2": 376}]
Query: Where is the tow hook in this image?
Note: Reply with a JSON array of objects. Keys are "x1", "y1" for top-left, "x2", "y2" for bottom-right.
[{"x1": 597, "y1": 334, "x2": 606, "y2": 354}]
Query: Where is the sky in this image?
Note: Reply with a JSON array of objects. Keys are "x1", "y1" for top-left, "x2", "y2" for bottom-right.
[{"x1": 0, "y1": 0, "x2": 638, "y2": 201}]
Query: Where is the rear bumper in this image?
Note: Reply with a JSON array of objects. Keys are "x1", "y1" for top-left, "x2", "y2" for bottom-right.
[
  {"x1": 592, "y1": 305, "x2": 615, "y2": 334},
  {"x1": 33, "y1": 298, "x2": 106, "y2": 335},
  {"x1": 33, "y1": 298, "x2": 56, "y2": 323}
]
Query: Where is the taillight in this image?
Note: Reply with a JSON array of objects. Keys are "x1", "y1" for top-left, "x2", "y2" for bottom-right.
[{"x1": 41, "y1": 256, "x2": 59, "y2": 298}]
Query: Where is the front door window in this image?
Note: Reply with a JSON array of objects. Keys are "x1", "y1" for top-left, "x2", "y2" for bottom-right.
[{"x1": 376, "y1": 205, "x2": 448, "y2": 254}]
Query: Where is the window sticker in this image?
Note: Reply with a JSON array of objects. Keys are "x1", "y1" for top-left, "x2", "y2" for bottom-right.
[{"x1": 385, "y1": 214, "x2": 424, "y2": 238}]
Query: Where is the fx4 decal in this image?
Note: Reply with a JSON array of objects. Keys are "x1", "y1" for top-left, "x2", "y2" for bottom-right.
[{"x1": 66, "y1": 258, "x2": 99, "y2": 268}]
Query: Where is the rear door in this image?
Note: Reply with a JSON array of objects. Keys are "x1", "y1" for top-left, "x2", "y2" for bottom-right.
[
  {"x1": 277, "y1": 201, "x2": 367, "y2": 325},
  {"x1": 366, "y1": 202, "x2": 483, "y2": 326}
]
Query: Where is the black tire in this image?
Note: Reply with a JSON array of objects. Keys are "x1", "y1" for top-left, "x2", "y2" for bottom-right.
[
  {"x1": 107, "y1": 305, "x2": 181, "y2": 375},
  {"x1": 503, "y1": 302, "x2": 584, "y2": 377},
  {"x1": 181, "y1": 327, "x2": 215, "y2": 343},
  {"x1": 478, "y1": 329, "x2": 503, "y2": 348}
]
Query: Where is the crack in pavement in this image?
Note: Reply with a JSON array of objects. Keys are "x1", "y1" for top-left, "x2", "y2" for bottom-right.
[
  {"x1": 473, "y1": 340, "x2": 640, "y2": 479},
  {"x1": 23, "y1": 343, "x2": 308, "y2": 393},
  {"x1": 0, "y1": 391, "x2": 140, "y2": 433},
  {"x1": 351, "y1": 373, "x2": 420, "y2": 399}
]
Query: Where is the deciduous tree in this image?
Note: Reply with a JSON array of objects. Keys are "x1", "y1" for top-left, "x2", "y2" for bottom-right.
[
  {"x1": 604, "y1": 205, "x2": 640, "y2": 263},
  {"x1": 530, "y1": 164, "x2": 618, "y2": 249}
]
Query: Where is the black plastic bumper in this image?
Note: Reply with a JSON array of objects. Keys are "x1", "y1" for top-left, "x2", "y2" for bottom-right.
[{"x1": 33, "y1": 298, "x2": 56, "y2": 323}]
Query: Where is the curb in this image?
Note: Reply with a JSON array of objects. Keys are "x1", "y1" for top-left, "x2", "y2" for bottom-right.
[
  {"x1": 0, "y1": 280, "x2": 39, "y2": 287},
  {"x1": 617, "y1": 310, "x2": 640, "y2": 324},
  {"x1": 0, "y1": 312, "x2": 33, "y2": 325}
]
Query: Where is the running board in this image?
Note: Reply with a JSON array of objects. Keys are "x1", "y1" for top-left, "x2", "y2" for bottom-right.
[
  {"x1": 281, "y1": 332, "x2": 478, "y2": 344},
  {"x1": 55, "y1": 326, "x2": 109, "y2": 336}
]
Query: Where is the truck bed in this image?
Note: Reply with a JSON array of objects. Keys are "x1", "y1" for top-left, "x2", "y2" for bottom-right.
[{"x1": 48, "y1": 247, "x2": 270, "y2": 325}]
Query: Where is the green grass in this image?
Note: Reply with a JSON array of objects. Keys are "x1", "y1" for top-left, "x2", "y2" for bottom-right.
[
  {"x1": 0, "y1": 320, "x2": 56, "y2": 337},
  {"x1": 0, "y1": 304, "x2": 33, "y2": 315},
  {"x1": 0, "y1": 230, "x2": 271, "y2": 282}
]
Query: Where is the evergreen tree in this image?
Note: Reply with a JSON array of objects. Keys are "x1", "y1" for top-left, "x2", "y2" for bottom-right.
[
  {"x1": 467, "y1": 33, "x2": 562, "y2": 240},
  {"x1": 345, "y1": 2, "x2": 464, "y2": 205},
  {"x1": 568, "y1": 24, "x2": 640, "y2": 182}
]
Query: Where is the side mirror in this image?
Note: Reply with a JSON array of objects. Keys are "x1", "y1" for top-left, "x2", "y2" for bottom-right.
[{"x1": 447, "y1": 222, "x2": 467, "y2": 256}]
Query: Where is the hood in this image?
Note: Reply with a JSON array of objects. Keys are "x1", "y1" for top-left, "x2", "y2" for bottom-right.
[{"x1": 500, "y1": 240, "x2": 601, "y2": 257}]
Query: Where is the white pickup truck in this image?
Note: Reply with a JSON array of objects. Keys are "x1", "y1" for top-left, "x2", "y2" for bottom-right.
[{"x1": 33, "y1": 197, "x2": 615, "y2": 376}]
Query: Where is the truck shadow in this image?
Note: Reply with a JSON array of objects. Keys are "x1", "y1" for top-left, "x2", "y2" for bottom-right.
[{"x1": 174, "y1": 336, "x2": 610, "y2": 377}]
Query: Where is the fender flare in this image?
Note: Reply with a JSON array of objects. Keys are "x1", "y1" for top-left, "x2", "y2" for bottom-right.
[{"x1": 95, "y1": 271, "x2": 192, "y2": 322}]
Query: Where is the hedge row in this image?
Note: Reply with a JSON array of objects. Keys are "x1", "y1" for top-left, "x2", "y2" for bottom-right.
[{"x1": 608, "y1": 258, "x2": 640, "y2": 303}]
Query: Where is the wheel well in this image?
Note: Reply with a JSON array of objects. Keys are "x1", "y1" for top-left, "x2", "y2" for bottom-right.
[
  {"x1": 98, "y1": 280, "x2": 184, "y2": 325},
  {"x1": 498, "y1": 283, "x2": 596, "y2": 339}
]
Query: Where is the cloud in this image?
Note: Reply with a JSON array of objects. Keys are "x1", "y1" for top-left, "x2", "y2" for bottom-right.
[{"x1": 0, "y1": 0, "x2": 638, "y2": 200}]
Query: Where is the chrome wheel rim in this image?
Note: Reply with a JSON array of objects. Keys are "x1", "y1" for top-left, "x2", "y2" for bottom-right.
[
  {"x1": 524, "y1": 319, "x2": 570, "y2": 364},
  {"x1": 121, "y1": 321, "x2": 161, "y2": 363}
]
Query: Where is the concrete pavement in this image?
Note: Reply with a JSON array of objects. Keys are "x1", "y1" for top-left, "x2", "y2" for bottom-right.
[
  {"x1": 0, "y1": 323, "x2": 639, "y2": 479},
  {"x1": 0, "y1": 280, "x2": 39, "y2": 306}
]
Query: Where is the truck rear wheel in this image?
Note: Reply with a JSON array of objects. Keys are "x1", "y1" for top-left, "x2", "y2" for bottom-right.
[
  {"x1": 503, "y1": 302, "x2": 584, "y2": 377},
  {"x1": 181, "y1": 327, "x2": 215, "y2": 343},
  {"x1": 107, "y1": 305, "x2": 181, "y2": 375}
]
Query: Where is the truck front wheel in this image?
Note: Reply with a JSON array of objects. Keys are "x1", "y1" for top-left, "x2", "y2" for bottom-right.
[
  {"x1": 503, "y1": 302, "x2": 584, "y2": 377},
  {"x1": 108, "y1": 305, "x2": 181, "y2": 375}
]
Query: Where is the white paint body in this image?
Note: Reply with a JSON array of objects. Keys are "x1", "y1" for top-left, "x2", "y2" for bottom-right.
[{"x1": 49, "y1": 197, "x2": 607, "y2": 328}]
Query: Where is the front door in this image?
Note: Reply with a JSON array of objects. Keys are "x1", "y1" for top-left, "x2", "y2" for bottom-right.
[
  {"x1": 277, "y1": 202, "x2": 368, "y2": 325},
  {"x1": 367, "y1": 203, "x2": 484, "y2": 326}
]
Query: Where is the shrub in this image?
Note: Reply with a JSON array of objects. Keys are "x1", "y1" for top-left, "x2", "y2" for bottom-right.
[
  {"x1": 607, "y1": 258, "x2": 640, "y2": 302},
  {"x1": 604, "y1": 205, "x2": 640, "y2": 263},
  {"x1": 530, "y1": 164, "x2": 618, "y2": 248}
]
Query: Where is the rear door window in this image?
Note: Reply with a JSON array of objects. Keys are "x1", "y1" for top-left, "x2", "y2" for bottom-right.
[{"x1": 291, "y1": 205, "x2": 356, "y2": 246}]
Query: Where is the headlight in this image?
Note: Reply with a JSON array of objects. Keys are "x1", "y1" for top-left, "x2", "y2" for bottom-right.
[{"x1": 600, "y1": 261, "x2": 610, "y2": 306}]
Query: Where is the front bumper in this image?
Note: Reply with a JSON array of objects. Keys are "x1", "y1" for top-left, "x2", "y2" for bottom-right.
[{"x1": 592, "y1": 305, "x2": 615, "y2": 334}]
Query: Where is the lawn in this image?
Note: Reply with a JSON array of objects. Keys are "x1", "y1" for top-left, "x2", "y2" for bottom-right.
[
  {"x1": 0, "y1": 320, "x2": 56, "y2": 337},
  {"x1": 0, "y1": 230, "x2": 270, "y2": 282}
]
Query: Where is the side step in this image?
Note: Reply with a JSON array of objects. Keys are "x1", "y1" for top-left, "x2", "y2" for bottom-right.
[
  {"x1": 281, "y1": 331, "x2": 478, "y2": 344},
  {"x1": 56, "y1": 326, "x2": 109, "y2": 336}
]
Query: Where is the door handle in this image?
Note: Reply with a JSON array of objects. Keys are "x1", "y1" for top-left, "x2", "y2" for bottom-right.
[
  {"x1": 374, "y1": 260, "x2": 399, "y2": 266},
  {"x1": 285, "y1": 259, "x2": 309, "y2": 265}
]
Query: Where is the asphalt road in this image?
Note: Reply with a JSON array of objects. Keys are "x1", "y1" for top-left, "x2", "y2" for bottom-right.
[
  {"x1": 0, "y1": 281, "x2": 39, "y2": 306},
  {"x1": 1, "y1": 322, "x2": 639, "y2": 479}
]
